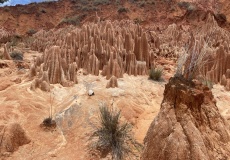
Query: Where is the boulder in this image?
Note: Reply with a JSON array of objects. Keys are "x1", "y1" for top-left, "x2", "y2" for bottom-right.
[{"x1": 0, "y1": 123, "x2": 30, "y2": 154}]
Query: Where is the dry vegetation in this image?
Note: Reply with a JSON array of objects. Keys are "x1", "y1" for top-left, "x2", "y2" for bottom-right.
[{"x1": 90, "y1": 103, "x2": 142, "y2": 159}]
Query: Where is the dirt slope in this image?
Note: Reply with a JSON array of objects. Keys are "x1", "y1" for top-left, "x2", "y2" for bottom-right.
[{"x1": 0, "y1": 0, "x2": 224, "y2": 35}]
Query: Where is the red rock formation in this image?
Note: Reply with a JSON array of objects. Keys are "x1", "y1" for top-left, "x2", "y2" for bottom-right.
[
  {"x1": 30, "y1": 20, "x2": 153, "y2": 81},
  {"x1": 29, "y1": 45, "x2": 78, "y2": 90},
  {"x1": 87, "y1": 53, "x2": 99, "y2": 76},
  {"x1": 103, "y1": 51, "x2": 123, "y2": 80},
  {"x1": 226, "y1": 79, "x2": 230, "y2": 91},
  {"x1": 43, "y1": 46, "x2": 63, "y2": 84},
  {"x1": 226, "y1": 69, "x2": 230, "y2": 78},
  {"x1": 29, "y1": 64, "x2": 37, "y2": 78},
  {"x1": 126, "y1": 52, "x2": 137, "y2": 76},
  {"x1": 3, "y1": 44, "x2": 11, "y2": 60},
  {"x1": 141, "y1": 77, "x2": 230, "y2": 160},
  {"x1": 0, "y1": 123, "x2": 30, "y2": 154},
  {"x1": 106, "y1": 76, "x2": 118, "y2": 88},
  {"x1": 221, "y1": 75, "x2": 227, "y2": 86}
]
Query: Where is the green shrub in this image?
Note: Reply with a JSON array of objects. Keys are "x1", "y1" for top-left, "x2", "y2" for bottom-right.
[
  {"x1": 93, "y1": 0, "x2": 111, "y2": 6},
  {"x1": 10, "y1": 51, "x2": 23, "y2": 61},
  {"x1": 177, "y1": 1, "x2": 190, "y2": 8},
  {"x1": 42, "y1": 117, "x2": 56, "y2": 128},
  {"x1": 26, "y1": 29, "x2": 37, "y2": 36},
  {"x1": 117, "y1": 7, "x2": 129, "y2": 13},
  {"x1": 115, "y1": 0, "x2": 121, "y2": 5},
  {"x1": 80, "y1": 0, "x2": 89, "y2": 5},
  {"x1": 60, "y1": 14, "x2": 86, "y2": 26},
  {"x1": 177, "y1": 1, "x2": 196, "y2": 11},
  {"x1": 81, "y1": 6, "x2": 98, "y2": 12},
  {"x1": 149, "y1": 67, "x2": 163, "y2": 81},
  {"x1": 90, "y1": 104, "x2": 142, "y2": 159},
  {"x1": 40, "y1": 8, "x2": 46, "y2": 13}
]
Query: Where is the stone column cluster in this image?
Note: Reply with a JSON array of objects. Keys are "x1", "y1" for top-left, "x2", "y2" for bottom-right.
[{"x1": 30, "y1": 20, "x2": 156, "y2": 89}]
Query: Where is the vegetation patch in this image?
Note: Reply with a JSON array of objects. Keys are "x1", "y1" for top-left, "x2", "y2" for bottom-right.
[
  {"x1": 10, "y1": 51, "x2": 23, "y2": 61},
  {"x1": 117, "y1": 7, "x2": 129, "y2": 13},
  {"x1": 60, "y1": 14, "x2": 87, "y2": 26},
  {"x1": 177, "y1": 1, "x2": 196, "y2": 11},
  {"x1": 89, "y1": 104, "x2": 142, "y2": 159},
  {"x1": 149, "y1": 67, "x2": 163, "y2": 81},
  {"x1": 93, "y1": 0, "x2": 111, "y2": 6},
  {"x1": 26, "y1": 29, "x2": 37, "y2": 36}
]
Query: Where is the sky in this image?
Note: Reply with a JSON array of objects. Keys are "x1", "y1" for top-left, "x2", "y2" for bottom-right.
[{"x1": 0, "y1": 0, "x2": 57, "y2": 7}]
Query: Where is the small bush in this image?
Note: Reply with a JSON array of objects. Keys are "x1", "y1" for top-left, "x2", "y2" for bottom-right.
[
  {"x1": 115, "y1": 0, "x2": 121, "y2": 5},
  {"x1": 93, "y1": 0, "x2": 111, "y2": 6},
  {"x1": 42, "y1": 117, "x2": 56, "y2": 128},
  {"x1": 81, "y1": 6, "x2": 98, "y2": 12},
  {"x1": 177, "y1": 1, "x2": 191, "y2": 8},
  {"x1": 117, "y1": 7, "x2": 129, "y2": 13},
  {"x1": 80, "y1": 0, "x2": 89, "y2": 5},
  {"x1": 149, "y1": 67, "x2": 163, "y2": 81},
  {"x1": 26, "y1": 29, "x2": 37, "y2": 36},
  {"x1": 137, "y1": 1, "x2": 146, "y2": 7},
  {"x1": 43, "y1": 117, "x2": 52, "y2": 126},
  {"x1": 177, "y1": 1, "x2": 196, "y2": 11},
  {"x1": 40, "y1": 8, "x2": 46, "y2": 13},
  {"x1": 60, "y1": 14, "x2": 86, "y2": 26},
  {"x1": 10, "y1": 51, "x2": 23, "y2": 61},
  {"x1": 90, "y1": 104, "x2": 142, "y2": 159}
]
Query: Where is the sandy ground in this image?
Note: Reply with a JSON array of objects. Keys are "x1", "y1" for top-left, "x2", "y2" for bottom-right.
[
  {"x1": 0, "y1": 48, "x2": 230, "y2": 160},
  {"x1": 0, "y1": 49, "x2": 165, "y2": 159}
]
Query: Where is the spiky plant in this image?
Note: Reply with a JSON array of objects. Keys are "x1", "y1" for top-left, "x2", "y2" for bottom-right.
[
  {"x1": 90, "y1": 104, "x2": 142, "y2": 160},
  {"x1": 42, "y1": 117, "x2": 52, "y2": 127},
  {"x1": 41, "y1": 91, "x2": 56, "y2": 129},
  {"x1": 149, "y1": 67, "x2": 163, "y2": 81}
]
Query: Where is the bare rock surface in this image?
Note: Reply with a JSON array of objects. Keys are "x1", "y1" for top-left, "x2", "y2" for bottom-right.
[{"x1": 142, "y1": 77, "x2": 230, "y2": 160}]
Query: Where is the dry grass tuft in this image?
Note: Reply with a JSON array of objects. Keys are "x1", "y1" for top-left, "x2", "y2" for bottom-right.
[{"x1": 89, "y1": 103, "x2": 142, "y2": 160}]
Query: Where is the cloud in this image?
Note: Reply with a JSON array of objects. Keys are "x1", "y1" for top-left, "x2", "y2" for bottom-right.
[{"x1": 0, "y1": 0, "x2": 57, "y2": 7}]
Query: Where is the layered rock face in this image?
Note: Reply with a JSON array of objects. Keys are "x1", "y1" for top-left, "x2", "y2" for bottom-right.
[{"x1": 141, "y1": 77, "x2": 230, "y2": 160}]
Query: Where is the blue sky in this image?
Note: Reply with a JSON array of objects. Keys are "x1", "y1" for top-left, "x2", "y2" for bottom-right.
[{"x1": 0, "y1": 0, "x2": 57, "y2": 7}]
